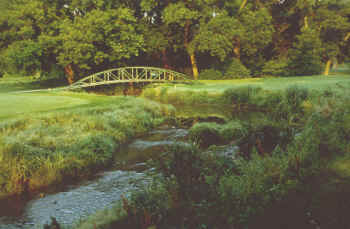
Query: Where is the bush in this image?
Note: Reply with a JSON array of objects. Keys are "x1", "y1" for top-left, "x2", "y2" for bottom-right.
[
  {"x1": 219, "y1": 120, "x2": 247, "y2": 142},
  {"x1": 4, "y1": 40, "x2": 42, "y2": 75},
  {"x1": 218, "y1": 153, "x2": 295, "y2": 227},
  {"x1": 222, "y1": 86, "x2": 262, "y2": 106},
  {"x1": 198, "y1": 68, "x2": 223, "y2": 80},
  {"x1": 287, "y1": 29, "x2": 323, "y2": 76},
  {"x1": 262, "y1": 59, "x2": 289, "y2": 77},
  {"x1": 189, "y1": 122, "x2": 223, "y2": 148},
  {"x1": 224, "y1": 58, "x2": 251, "y2": 79},
  {"x1": 285, "y1": 86, "x2": 309, "y2": 112}
]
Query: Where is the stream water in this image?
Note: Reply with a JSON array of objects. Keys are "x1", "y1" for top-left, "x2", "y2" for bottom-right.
[
  {"x1": 0, "y1": 127, "x2": 189, "y2": 229},
  {"x1": 0, "y1": 104, "x2": 255, "y2": 228}
]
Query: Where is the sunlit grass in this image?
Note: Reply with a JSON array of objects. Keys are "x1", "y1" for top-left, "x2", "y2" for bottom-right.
[
  {"x1": 0, "y1": 77, "x2": 175, "y2": 198},
  {"x1": 0, "y1": 93, "x2": 89, "y2": 120},
  {"x1": 0, "y1": 96, "x2": 173, "y2": 198},
  {"x1": 166, "y1": 74, "x2": 350, "y2": 92}
]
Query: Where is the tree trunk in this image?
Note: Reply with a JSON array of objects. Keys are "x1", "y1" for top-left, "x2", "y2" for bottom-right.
[
  {"x1": 161, "y1": 49, "x2": 171, "y2": 70},
  {"x1": 304, "y1": 16, "x2": 308, "y2": 29},
  {"x1": 332, "y1": 58, "x2": 338, "y2": 70},
  {"x1": 239, "y1": 0, "x2": 248, "y2": 12},
  {"x1": 64, "y1": 64, "x2": 74, "y2": 84},
  {"x1": 344, "y1": 32, "x2": 350, "y2": 41},
  {"x1": 190, "y1": 53, "x2": 199, "y2": 80},
  {"x1": 324, "y1": 59, "x2": 332, "y2": 76},
  {"x1": 233, "y1": 39, "x2": 241, "y2": 60},
  {"x1": 184, "y1": 20, "x2": 199, "y2": 80}
]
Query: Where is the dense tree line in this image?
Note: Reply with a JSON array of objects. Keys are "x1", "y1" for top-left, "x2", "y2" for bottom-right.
[{"x1": 0, "y1": 0, "x2": 349, "y2": 82}]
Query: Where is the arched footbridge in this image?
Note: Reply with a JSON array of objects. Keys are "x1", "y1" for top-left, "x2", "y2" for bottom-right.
[{"x1": 68, "y1": 66, "x2": 192, "y2": 89}]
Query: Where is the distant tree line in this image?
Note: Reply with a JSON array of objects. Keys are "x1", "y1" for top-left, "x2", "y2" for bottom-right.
[{"x1": 0, "y1": 0, "x2": 349, "y2": 82}]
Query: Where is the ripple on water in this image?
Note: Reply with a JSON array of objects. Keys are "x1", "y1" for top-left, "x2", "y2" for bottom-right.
[
  {"x1": 0, "y1": 170, "x2": 149, "y2": 228},
  {"x1": 0, "y1": 127, "x2": 189, "y2": 229}
]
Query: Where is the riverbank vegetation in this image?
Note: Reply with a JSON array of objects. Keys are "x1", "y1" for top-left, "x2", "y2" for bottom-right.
[
  {"x1": 0, "y1": 90, "x2": 174, "y2": 199},
  {"x1": 71, "y1": 83, "x2": 350, "y2": 229},
  {"x1": 142, "y1": 72, "x2": 350, "y2": 107}
]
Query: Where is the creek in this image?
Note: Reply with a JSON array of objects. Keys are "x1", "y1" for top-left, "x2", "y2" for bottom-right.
[
  {"x1": 0, "y1": 126, "x2": 189, "y2": 228},
  {"x1": 0, "y1": 104, "x2": 257, "y2": 228}
]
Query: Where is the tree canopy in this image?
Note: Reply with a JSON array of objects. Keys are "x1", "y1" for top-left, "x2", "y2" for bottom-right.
[{"x1": 0, "y1": 0, "x2": 349, "y2": 82}]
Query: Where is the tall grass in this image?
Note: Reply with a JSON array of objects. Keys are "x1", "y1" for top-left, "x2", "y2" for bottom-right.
[
  {"x1": 0, "y1": 97, "x2": 174, "y2": 198},
  {"x1": 73, "y1": 84, "x2": 350, "y2": 229}
]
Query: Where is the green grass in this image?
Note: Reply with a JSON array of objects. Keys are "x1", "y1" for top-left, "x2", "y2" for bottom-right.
[
  {"x1": 142, "y1": 73, "x2": 350, "y2": 109},
  {"x1": 0, "y1": 96, "x2": 174, "y2": 198},
  {"x1": 0, "y1": 77, "x2": 175, "y2": 199},
  {"x1": 0, "y1": 93, "x2": 89, "y2": 120},
  {"x1": 0, "y1": 76, "x2": 41, "y2": 93},
  {"x1": 145, "y1": 63, "x2": 350, "y2": 96},
  {"x1": 153, "y1": 74, "x2": 350, "y2": 93},
  {"x1": 70, "y1": 68, "x2": 350, "y2": 229}
]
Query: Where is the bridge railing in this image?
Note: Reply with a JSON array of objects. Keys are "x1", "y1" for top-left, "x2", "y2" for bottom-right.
[{"x1": 70, "y1": 66, "x2": 191, "y2": 89}]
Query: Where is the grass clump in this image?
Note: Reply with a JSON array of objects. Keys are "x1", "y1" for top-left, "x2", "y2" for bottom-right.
[
  {"x1": 189, "y1": 120, "x2": 247, "y2": 148},
  {"x1": 198, "y1": 68, "x2": 223, "y2": 80}
]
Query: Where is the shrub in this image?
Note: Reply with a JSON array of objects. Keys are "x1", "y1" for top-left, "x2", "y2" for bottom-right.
[
  {"x1": 218, "y1": 153, "x2": 295, "y2": 227},
  {"x1": 189, "y1": 122, "x2": 223, "y2": 148},
  {"x1": 256, "y1": 91, "x2": 284, "y2": 108},
  {"x1": 198, "y1": 68, "x2": 223, "y2": 80},
  {"x1": 237, "y1": 120, "x2": 291, "y2": 157},
  {"x1": 262, "y1": 59, "x2": 289, "y2": 77},
  {"x1": 4, "y1": 40, "x2": 42, "y2": 75},
  {"x1": 287, "y1": 29, "x2": 323, "y2": 76},
  {"x1": 219, "y1": 120, "x2": 247, "y2": 142},
  {"x1": 222, "y1": 86, "x2": 262, "y2": 106},
  {"x1": 224, "y1": 58, "x2": 251, "y2": 79},
  {"x1": 285, "y1": 86, "x2": 309, "y2": 112},
  {"x1": 126, "y1": 181, "x2": 172, "y2": 228}
]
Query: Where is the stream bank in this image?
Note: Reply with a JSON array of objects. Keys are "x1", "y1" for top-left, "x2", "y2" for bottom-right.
[{"x1": 0, "y1": 126, "x2": 190, "y2": 228}]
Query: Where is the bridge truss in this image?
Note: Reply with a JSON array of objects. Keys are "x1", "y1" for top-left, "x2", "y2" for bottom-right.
[{"x1": 69, "y1": 66, "x2": 191, "y2": 89}]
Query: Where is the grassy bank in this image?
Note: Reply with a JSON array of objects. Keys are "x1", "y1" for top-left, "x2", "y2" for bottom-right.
[
  {"x1": 142, "y1": 74, "x2": 350, "y2": 106},
  {"x1": 0, "y1": 95, "x2": 174, "y2": 198},
  {"x1": 72, "y1": 77, "x2": 350, "y2": 229},
  {"x1": 0, "y1": 77, "x2": 175, "y2": 199}
]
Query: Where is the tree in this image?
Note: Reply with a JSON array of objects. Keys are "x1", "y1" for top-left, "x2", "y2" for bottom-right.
[
  {"x1": 139, "y1": 0, "x2": 174, "y2": 69},
  {"x1": 238, "y1": 7, "x2": 274, "y2": 73},
  {"x1": 313, "y1": 1, "x2": 350, "y2": 75},
  {"x1": 58, "y1": 7, "x2": 144, "y2": 82},
  {"x1": 287, "y1": 28, "x2": 323, "y2": 76},
  {"x1": 163, "y1": 1, "x2": 201, "y2": 79},
  {"x1": 194, "y1": 12, "x2": 243, "y2": 61}
]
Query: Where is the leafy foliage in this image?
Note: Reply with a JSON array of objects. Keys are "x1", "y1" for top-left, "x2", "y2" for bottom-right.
[
  {"x1": 198, "y1": 68, "x2": 223, "y2": 80},
  {"x1": 58, "y1": 8, "x2": 144, "y2": 75},
  {"x1": 4, "y1": 40, "x2": 42, "y2": 75},
  {"x1": 262, "y1": 59, "x2": 289, "y2": 77},
  {"x1": 287, "y1": 29, "x2": 323, "y2": 76},
  {"x1": 224, "y1": 58, "x2": 251, "y2": 79}
]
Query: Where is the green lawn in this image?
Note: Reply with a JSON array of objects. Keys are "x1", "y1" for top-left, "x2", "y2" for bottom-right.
[
  {"x1": 182, "y1": 74, "x2": 350, "y2": 92},
  {"x1": 0, "y1": 77, "x2": 118, "y2": 120},
  {"x1": 0, "y1": 93, "x2": 89, "y2": 120}
]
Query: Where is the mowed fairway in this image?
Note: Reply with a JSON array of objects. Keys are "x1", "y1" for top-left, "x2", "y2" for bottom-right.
[
  {"x1": 186, "y1": 75, "x2": 350, "y2": 92},
  {"x1": 0, "y1": 93, "x2": 89, "y2": 119},
  {"x1": 0, "y1": 77, "x2": 98, "y2": 120}
]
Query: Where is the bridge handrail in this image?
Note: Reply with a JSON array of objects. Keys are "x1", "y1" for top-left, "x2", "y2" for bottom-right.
[{"x1": 71, "y1": 66, "x2": 191, "y2": 87}]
